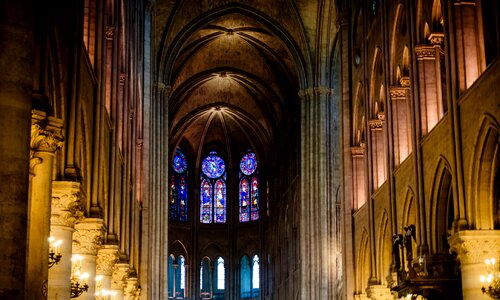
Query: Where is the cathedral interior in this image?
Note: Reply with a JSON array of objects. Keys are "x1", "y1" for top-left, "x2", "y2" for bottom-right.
[{"x1": 0, "y1": 0, "x2": 499, "y2": 299}]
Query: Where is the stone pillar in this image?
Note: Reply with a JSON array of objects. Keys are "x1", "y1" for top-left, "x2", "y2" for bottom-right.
[
  {"x1": 415, "y1": 33, "x2": 446, "y2": 135},
  {"x1": 368, "y1": 117, "x2": 386, "y2": 189},
  {"x1": 351, "y1": 146, "x2": 366, "y2": 209},
  {"x1": 449, "y1": 230, "x2": 500, "y2": 300},
  {"x1": 123, "y1": 277, "x2": 140, "y2": 300},
  {"x1": 96, "y1": 245, "x2": 120, "y2": 296},
  {"x1": 452, "y1": 0, "x2": 485, "y2": 92},
  {"x1": 111, "y1": 263, "x2": 130, "y2": 300},
  {"x1": 72, "y1": 218, "x2": 106, "y2": 300},
  {"x1": 298, "y1": 86, "x2": 338, "y2": 299},
  {"x1": 0, "y1": 2, "x2": 34, "y2": 297},
  {"x1": 27, "y1": 110, "x2": 63, "y2": 299},
  {"x1": 389, "y1": 82, "x2": 411, "y2": 166},
  {"x1": 48, "y1": 181, "x2": 85, "y2": 299}
]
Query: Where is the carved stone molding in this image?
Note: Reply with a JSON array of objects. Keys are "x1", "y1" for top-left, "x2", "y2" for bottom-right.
[
  {"x1": 105, "y1": 26, "x2": 115, "y2": 41},
  {"x1": 111, "y1": 263, "x2": 130, "y2": 290},
  {"x1": 298, "y1": 86, "x2": 334, "y2": 98},
  {"x1": 390, "y1": 86, "x2": 408, "y2": 99},
  {"x1": 124, "y1": 277, "x2": 140, "y2": 297},
  {"x1": 119, "y1": 73, "x2": 126, "y2": 86},
  {"x1": 351, "y1": 145, "x2": 365, "y2": 157},
  {"x1": 368, "y1": 118, "x2": 383, "y2": 129},
  {"x1": 399, "y1": 76, "x2": 411, "y2": 87},
  {"x1": 51, "y1": 182, "x2": 85, "y2": 228},
  {"x1": 428, "y1": 32, "x2": 445, "y2": 45},
  {"x1": 377, "y1": 112, "x2": 385, "y2": 122},
  {"x1": 415, "y1": 44, "x2": 444, "y2": 59},
  {"x1": 31, "y1": 110, "x2": 64, "y2": 159},
  {"x1": 96, "y1": 245, "x2": 120, "y2": 276},
  {"x1": 72, "y1": 218, "x2": 106, "y2": 256},
  {"x1": 448, "y1": 230, "x2": 500, "y2": 265},
  {"x1": 155, "y1": 82, "x2": 171, "y2": 96}
]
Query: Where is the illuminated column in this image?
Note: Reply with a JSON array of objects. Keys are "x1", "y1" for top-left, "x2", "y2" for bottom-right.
[
  {"x1": 452, "y1": 0, "x2": 485, "y2": 92},
  {"x1": 96, "y1": 245, "x2": 120, "y2": 296},
  {"x1": 27, "y1": 110, "x2": 63, "y2": 299},
  {"x1": 415, "y1": 33, "x2": 446, "y2": 135},
  {"x1": 123, "y1": 277, "x2": 140, "y2": 300},
  {"x1": 72, "y1": 218, "x2": 105, "y2": 300},
  {"x1": 389, "y1": 82, "x2": 411, "y2": 166},
  {"x1": 351, "y1": 145, "x2": 366, "y2": 209},
  {"x1": 48, "y1": 182, "x2": 85, "y2": 299},
  {"x1": 368, "y1": 116, "x2": 386, "y2": 189},
  {"x1": 111, "y1": 263, "x2": 130, "y2": 300},
  {"x1": 449, "y1": 230, "x2": 500, "y2": 300}
]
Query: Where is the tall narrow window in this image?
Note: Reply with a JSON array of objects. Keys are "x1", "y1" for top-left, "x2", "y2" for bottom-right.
[
  {"x1": 168, "y1": 255, "x2": 174, "y2": 298},
  {"x1": 200, "y1": 257, "x2": 212, "y2": 298},
  {"x1": 239, "y1": 152, "x2": 259, "y2": 222},
  {"x1": 176, "y1": 256, "x2": 186, "y2": 298},
  {"x1": 240, "y1": 256, "x2": 251, "y2": 298},
  {"x1": 252, "y1": 255, "x2": 260, "y2": 297},
  {"x1": 170, "y1": 150, "x2": 188, "y2": 221},
  {"x1": 213, "y1": 257, "x2": 225, "y2": 299},
  {"x1": 200, "y1": 151, "x2": 226, "y2": 223}
]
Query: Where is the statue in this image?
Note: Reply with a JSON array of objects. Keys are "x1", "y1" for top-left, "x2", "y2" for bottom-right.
[
  {"x1": 404, "y1": 225, "x2": 416, "y2": 263},
  {"x1": 392, "y1": 234, "x2": 403, "y2": 272}
]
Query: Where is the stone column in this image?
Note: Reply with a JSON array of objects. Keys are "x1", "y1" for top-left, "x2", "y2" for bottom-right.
[
  {"x1": 449, "y1": 230, "x2": 500, "y2": 300},
  {"x1": 48, "y1": 181, "x2": 85, "y2": 299},
  {"x1": 96, "y1": 245, "x2": 120, "y2": 295},
  {"x1": 27, "y1": 110, "x2": 63, "y2": 299},
  {"x1": 368, "y1": 117, "x2": 386, "y2": 190},
  {"x1": 389, "y1": 82, "x2": 411, "y2": 166},
  {"x1": 298, "y1": 86, "x2": 338, "y2": 299},
  {"x1": 111, "y1": 263, "x2": 130, "y2": 300},
  {"x1": 72, "y1": 218, "x2": 106, "y2": 300},
  {"x1": 0, "y1": 2, "x2": 34, "y2": 297},
  {"x1": 351, "y1": 146, "x2": 366, "y2": 209},
  {"x1": 415, "y1": 33, "x2": 446, "y2": 135}
]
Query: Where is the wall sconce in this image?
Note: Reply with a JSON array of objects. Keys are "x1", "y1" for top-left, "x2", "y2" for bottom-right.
[
  {"x1": 480, "y1": 258, "x2": 500, "y2": 299},
  {"x1": 70, "y1": 254, "x2": 89, "y2": 298},
  {"x1": 48, "y1": 237, "x2": 62, "y2": 268}
]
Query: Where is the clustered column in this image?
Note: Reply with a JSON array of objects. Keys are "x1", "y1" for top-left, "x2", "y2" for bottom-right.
[
  {"x1": 27, "y1": 110, "x2": 63, "y2": 299},
  {"x1": 48, "y1": 181, "x2": 85, "y2": 299}
]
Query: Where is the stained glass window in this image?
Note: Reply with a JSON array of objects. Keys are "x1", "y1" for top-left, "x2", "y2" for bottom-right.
[
  {"x1": 213, "y1": 257, "x2": 225, "y2": 299},
  {"x1": 176, "y1": 256, "x2": 185, "y2": 298},
  {"x1": 200, "y1": 257, "x2": 211, "y2": 298},
  {"x1": 170, "y1": 149, "x2": 188, "y2": 222},
  {"x1": 200, "y1": 151, "x2": 226, "y2": 223},
  {"x1": 240, "y1": 256, "x2": 251, "y2": 298},
  {"x1": 252, "y1": 255, "x2": 260, "y2": 295},
  {"x1": 239, "y1": 151, "x2": 259, "y2": 222}
]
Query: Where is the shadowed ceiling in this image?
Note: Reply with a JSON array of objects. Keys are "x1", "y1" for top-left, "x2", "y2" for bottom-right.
[{"x1": 167, "y1": 10, "x2": 302, "y2": 164}]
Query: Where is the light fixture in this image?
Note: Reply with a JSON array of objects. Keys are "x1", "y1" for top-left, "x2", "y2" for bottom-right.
[
  {"x1": 95, "y1": 275, "x2": 117, "y2": 300},
  {"x1": 48, "y1": 237, "x2": 62, "y2": 268},
  {"x1": 480, "y1": 258, "x2": 500, "y2": 299},
  {"x1": 70, "y1": 254, "x2": 89, "y2": 298}
]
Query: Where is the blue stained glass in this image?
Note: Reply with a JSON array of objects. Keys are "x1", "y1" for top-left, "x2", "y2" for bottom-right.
[
  {"x1": 173, "y1": 150, "x2": 187, "y2": 173},
  {"x1": 251, "y1": 177, "x2": 259, "y2": 221},
  {"x1": 240, "y1": 152, "x2": 257, "y2": 175},
  {"x1": 202, "y1": 153, "x2": 225, "y2": 178},
  {"x1": 214, "y1": 180, "x2": 226, "y2": 223},
  {"x1": 200, "y1": 180, "x2": 212, "y2": 223},
  {"x1": 239, "y1": 178, "x2": 250, "y2": 222}
]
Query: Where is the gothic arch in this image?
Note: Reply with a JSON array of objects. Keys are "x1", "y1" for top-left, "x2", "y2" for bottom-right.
[
  {"x1": 356, "y1": 229, "x2": 370, "y2": 294},
  {"x1": 429, "y1": 157, "x2": 454, "y2": 254},
  {"x1": 376, "y1": 211, "x2": 391, "y2": 282},
  {"x1": 390, "y1": 3, "x2": 405, "y2": 85},
  {"x1": 353, "y1": 82, "x2": 365, "y2": 145},
  {"x1": 468, "y1": 114, "x2": 500, "y2": 230},
  {"x1": 170, "y1": 240, "x2": 189, "y2": 261},
  {"x1": 369, "y1": 47, "x2": 384, "y2": 117},
  {"x1": 401, "y1": 188, "x2": 417, "y2": 235}
]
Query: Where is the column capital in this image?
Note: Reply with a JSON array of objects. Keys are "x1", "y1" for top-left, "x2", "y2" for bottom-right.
[
  {"x1": 51, "y1": 181, "x2": 85, "y2": 227},
  {"x1": 96, "y1": 245, "x2": 120, "y2": 276},
  {"x1": 428, "y1": 32, "x2": 445, "y2": 45},
  {"x1": 415, "y1": 44, "x2": 444, "y2": 60},
  {"x1": 31, "y1": 110, "x2": 64, "y2": 154},
  {"x1": 105, "y1": 26, "x2": 115, "y2": 41},
  {"x1": 72, "y1": 218, "x2": 106, "y2": 255},
  {"x1": 448, "y1": 230, "x2": 500, "y2": 265},
  {"x1": 351, "y1": 145, "x2": 366, "y2": 157},
  {"x1": 111, "y1": 263, "x2": 130, "y2": 290},
  {"x1": 124, "y1": 277, "x2": 140, "y2": 298},
  {"x1": 390, "y1": 86, "x2": 409, "y2": 99},
  {"x1": 298, "y1": 86, "x2": 334, "y2": 98},
  {"x1": 155, "y1": 82, "x2": 171, "y2": 96},
  {"x1": 368, "y1": 118, "x2": 383, "y2": 130}
]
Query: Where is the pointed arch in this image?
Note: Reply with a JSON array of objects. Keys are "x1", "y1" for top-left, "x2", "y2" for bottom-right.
[
  {"x1": 376, "y1": 211, "x2": 392, "y2": 282},
  {"x1": 429, "y1": 157, "x2": 454, "y2": 254},
  {"x1": 469, "y1": 114, "x2": 500, "y2": 230},
  {"x1": 356, "y1": 230, "x2": 371, "y2": 294},
  {"x1": 401, "y1": 188, "x2": 417, "y2": 234}
]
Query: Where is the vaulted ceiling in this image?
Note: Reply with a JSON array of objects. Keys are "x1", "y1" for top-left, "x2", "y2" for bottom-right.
[{"x1": 157, "y1": 0, "x2": 338, "y2": 164}]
